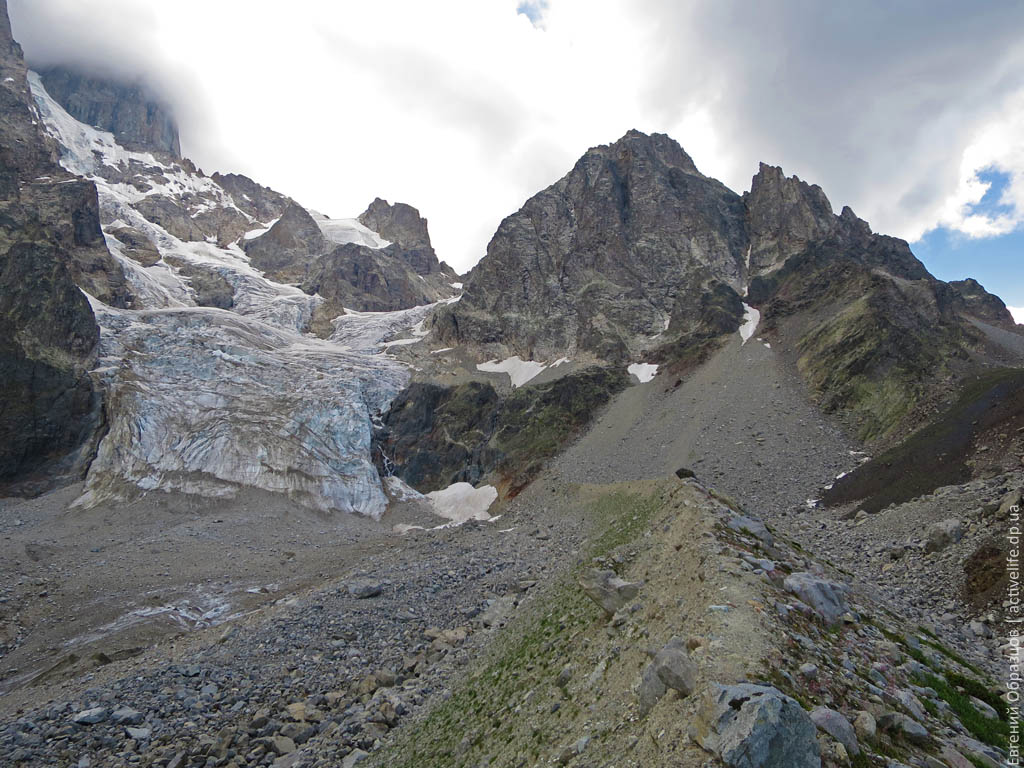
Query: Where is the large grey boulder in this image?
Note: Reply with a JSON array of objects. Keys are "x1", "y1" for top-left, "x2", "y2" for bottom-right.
[
  {"x1": 692, "y1": 683, "x2": 821, "y2": 768},
  {"x1": 637, "y1": 637, "x2": 698, "y2": 717},
  {"x1": 578, "y1": 569, "x2": 641, "y2": 616},
  {"x1": 783, "y1": 573, "x2": 849, "y2": 626},
  {"x1": 877, "y1": 711, "x2": 931, "y2": 746},
  {"x1": 637, "y1": 663, "x2": 667, "y2": 718},
  {"x1": 726, "y1": 514, "x2": 774, "y2": 547},
  {"x1": 924, "y1": 518, "x2": 963, "y2": 552},
  {"x1": 810, "y1": 707, "x2": 859, "y2": 756}
]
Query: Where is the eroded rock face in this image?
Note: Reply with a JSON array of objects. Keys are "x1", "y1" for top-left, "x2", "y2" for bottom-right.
[
  {"x1": 358, "y1": 197, "x2": 443, "y2": 276},
  {"x1": 244, "y1": 203, "x2": 328, "y2": 277},
  {"x1": 949, "y1": 277, "x2": 1019, "y2": 329},
  {"x1": 744, "y1": 163, "x2": 837, "y2": 276},
  {"x1": 36, "y1": 66, "x2": 181, "y2": 157},
  {"x1": 433, "y1": 130, "x2": 749, "y2": 361},
  {"x1": 0, "y1": 0, "x2": 108, "y2": 488}
]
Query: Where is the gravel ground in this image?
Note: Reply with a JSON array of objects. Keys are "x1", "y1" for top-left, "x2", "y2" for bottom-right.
[
  {"x1": 0, "y1": 326, "x2": 1012, "y2": 766},
  {"x1": 557, "y1": 329, "x2": 857, "y2": 516}
]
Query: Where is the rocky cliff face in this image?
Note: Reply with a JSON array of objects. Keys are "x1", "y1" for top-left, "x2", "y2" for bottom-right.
[
  {"x1": 242, "y1": 197, "x2": 459, "y2": 319},
  {"x1": 436, "y1": 130, "x2": 1018, "y2": 443},
  {"x1": 433, "y1": 130, "x2": 748, "y2": 361},
  {"x1": 36, "y1": 66, "x2": 181, "y2": 157},
  {"x1": 358, "y1": 197, "x2": 448, "y2": 276},
  {"x1": 0, "y1": 0, "x2": 109, "y2": 488}
]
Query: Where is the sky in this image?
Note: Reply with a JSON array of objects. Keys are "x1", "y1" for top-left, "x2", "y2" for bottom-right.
[{"x1": 8, "y1": 0, "x2": 1024, "y2": 319}]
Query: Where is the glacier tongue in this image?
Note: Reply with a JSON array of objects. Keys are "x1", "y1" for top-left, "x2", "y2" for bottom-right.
[
  {"x1": 79, "y1": 301, "x2": 413, "y2": 518},
  {"x1": 28, "y1": 70, "x2": 439, "y2": 518}
]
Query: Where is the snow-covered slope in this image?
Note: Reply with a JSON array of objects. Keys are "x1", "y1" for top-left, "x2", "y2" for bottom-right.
[{"x1": 28, "y1": 72, "x2": 448, "y2": 518}]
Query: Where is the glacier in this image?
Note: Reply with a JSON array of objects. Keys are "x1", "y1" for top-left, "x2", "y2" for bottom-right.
[{"x1": 28, "y1": 72, "x2": 443, "y2": 518}]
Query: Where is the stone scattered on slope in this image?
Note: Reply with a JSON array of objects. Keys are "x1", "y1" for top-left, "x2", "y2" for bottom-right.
[
  {"x1": 578, "y1": 569, "x2": 642, "y2": 616},
  {"x1": 924, "y1": 518, "x2": 964, "y2": 552},
  {"x1": 782, "y1": 572, "x2": 849, "y2": 626},
  {"x1": 809, "y1": 707, "x2": 859, "y2": 756}
]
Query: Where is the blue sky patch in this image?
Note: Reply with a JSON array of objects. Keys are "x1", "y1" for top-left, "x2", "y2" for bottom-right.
[
  {"x1": 516, "y1": 1, "x2": 548, "y2": 25},
  {"x1": 913, "y1": 225, "x2": 1024, "y2": 310},
  {"x1": 966, "y1": 167, "x2": 1014, "y2": 218}
]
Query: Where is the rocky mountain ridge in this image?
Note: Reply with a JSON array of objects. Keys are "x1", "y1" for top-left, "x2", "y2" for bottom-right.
[{"x1": 435, "y1": 129, "x2": 1020, "y2": 444}]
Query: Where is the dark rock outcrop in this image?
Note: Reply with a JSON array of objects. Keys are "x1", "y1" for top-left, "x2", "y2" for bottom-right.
[
  {"x1": 211, "y1": 172, "x2": 293, "y2": 223},
  {"x1": 243, "y1": 203, "x2": 327, "y2": 278},
  {"x1": 374, "y1": 366, "x2": 628, "y2": 495},
  {"x1": 36, "y1": 65, "x2": 181, "y2": 157},
  {"x1": 0, "y1": 0, "x2": 110, "y2": 487},
  {"x1": 744, "y1": 162, "x2": 839, "y2": 275},
  {"x1": 358, "y1": 197, "x2": 444, "y2": 276},
  {"x1": 950, "y1": 277, "x2": 1019, "y2": 329},
  {"x1": 243, "y1": 199, "x2": 458, "y2": 318}
]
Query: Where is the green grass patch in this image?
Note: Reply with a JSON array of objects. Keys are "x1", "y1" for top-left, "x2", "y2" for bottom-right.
[
  {"x1": 917, "y1": 672, "x2": 1009, "y2": 749},
  {"x1": 918, "y1": 637, "x2": 984, "y2": 677}
]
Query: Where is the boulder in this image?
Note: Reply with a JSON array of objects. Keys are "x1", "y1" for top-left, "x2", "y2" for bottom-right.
[
  {"x1": 924, "y1": 519, "x2": 963, "y2": 552},
  {"x1": 652, "y1": 639, "x2": 697, "y2": 695},
  {"x1": 726, "y1": 515, "x2": 774, "y2": 547},
  {"x1": 954, "y1": 736, "x2": 1006, "y2": 768},
  {"x1": 71, "y1": 707, "x2": 108, "y2": 725},
  {"x1": 852, "y1": 711, "x2": 876, "y2": 742},
  {"x1": 342, "y1": 748, "x2": 369, "y2": 768},
  {"x1": 783, "y1": 573, "x2": 849, "y2": 625},
  {"x1": 877, "y1": 711, "x2": 931, "y2": 746},
  {"x1": 810, "y1": 707, "x2": 860, "y2": 756},
  {"x1": 637, "y1": 663, "x2": 667, "y2": 718},
  {"x1": 692, "y1": 683, "x2": 821, "y2": 767},
  {"x1": 997, "y1": 489, "x2": 1022, "y2": 520},
  {"x1": 347, "y1": 579, "x2": 383, "y2": 599},
  {"x1": 578, "y1": 569, "x2": 641, "y2": 616}
]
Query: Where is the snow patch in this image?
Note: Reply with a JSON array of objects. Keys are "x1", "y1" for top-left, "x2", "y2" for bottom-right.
[
  {"x1": 384, "y1": 475, "x2": 424, "y2": 502},
  {"x1": 627, "y1": 362, "x2": 658, "y2": 383},
  {"x1": 451, "y1": 282, "x2": 463, "y2": 289},
  {"x1": 477, "y1": 356, "x2": 547, "y2": 388},
  {"x1": 739, "y1": 303, "x2": 760, "y2": 344},
  {"x1": 425, "y1": 483, "x2": 498, "y2": 524},
  {"x1": 312, "y1": 213, "x2": 390, "y2": 249},
  {"x1": 242, "y1": 218, "x2": 279, "y2": 240}
]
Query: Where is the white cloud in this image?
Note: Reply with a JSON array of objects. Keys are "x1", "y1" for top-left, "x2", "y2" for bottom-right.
[
  {"x1": 1009, "y1": 306, "x2": 1024, "y2": 325},
  {"x1": 930, "y1": 91, "x2": 1024, "y2": 240},
  {"x1": 9, "y1": 0, "x2": 1024, "y2": 274}
]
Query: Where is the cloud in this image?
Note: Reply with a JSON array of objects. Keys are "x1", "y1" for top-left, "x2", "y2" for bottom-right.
[
  {"x1": 8, "y1": 0, "x2": 1024, "y2": 278},
  {"x1": 1009, "y1": 306, "x2": 1024, "y2": 324}
]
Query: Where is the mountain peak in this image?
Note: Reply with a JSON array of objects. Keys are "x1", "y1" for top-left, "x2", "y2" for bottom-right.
[
  {"x1": 585, "y1": 129, "x2": 702, "y2": 178},
  {"x1": 35, "y1": 65, "x2": 180, "y2": 157}
]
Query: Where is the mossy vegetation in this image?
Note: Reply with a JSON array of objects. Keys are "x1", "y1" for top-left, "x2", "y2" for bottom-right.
[
  {"x1": 373, "y1": 486, "x2": 665, "y2": 768},
  {"x1": 916, "y1": 672, "x2": 1010, "y2": 749},
  {"x1": 822, "y1": 367, "x2": 1024, "y2": 512}
]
